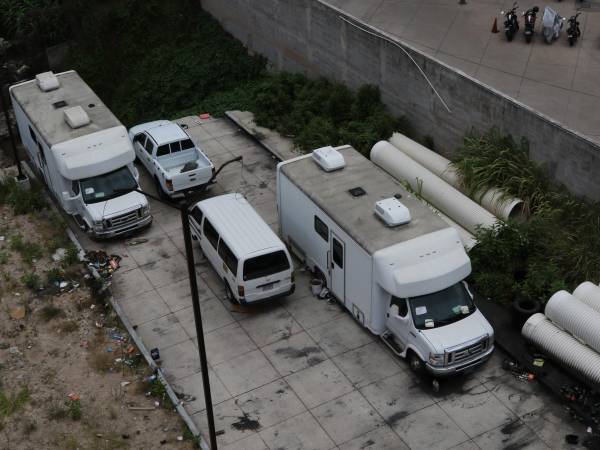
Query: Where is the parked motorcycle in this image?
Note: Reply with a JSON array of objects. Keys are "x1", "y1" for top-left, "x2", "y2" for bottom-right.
[
  {"x1": 523, "y1": 6, "x2": 539, "y2": 43},
  {"x1": 567, "y1": 12, "x2": 581, "y2": 46},
  {"x1": 542, "y1": 6, "x2": 564, "y2": 44},
  {"x1": 502, "y1": 3, "x2": 520, "y2": 41}
]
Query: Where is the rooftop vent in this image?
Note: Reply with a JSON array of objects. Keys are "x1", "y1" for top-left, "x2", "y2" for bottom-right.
[
  {"x1": 348, "y1": 187, "x2": 366, "y2": 197},
  {"x1": 312, "y1": 146, "x2": 345, "y2": 172},
  {"x1": 64, "y1": 106, "x2": 90, "y2": 129},
  {"x1": 52, "y1": 100, "x2": 68, "y2": 109},
  {"x1": 374, "y1": 197, "x2": 411, "y2": 227},
  {"x1": 36, "y1": 71, "x2": 60, "y2": 92}
]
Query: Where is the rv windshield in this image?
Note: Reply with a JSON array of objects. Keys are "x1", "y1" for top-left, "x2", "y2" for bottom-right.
[
  {"x1": 80, "y1": 166, "x2": 137, "y2": 204},
  {"x1": 408, "y1": 282, "x2": 475, "y2": 330}
]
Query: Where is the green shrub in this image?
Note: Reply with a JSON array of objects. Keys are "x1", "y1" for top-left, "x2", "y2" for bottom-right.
[
  {"x1": 9, "y1": 234, "x2": 43, "y2": 265},
  {"x1": 21, "y1": 271, "x2": 40, "y2": 290},
  {"x1": 0, "y1": 386, "x2": 29, "y2": 417},
  {"x1": 0, "y1": 177, "x2": 47, "y2": 215},
  {"x1": 45, "y1": 267, "x2": 63, "y2": 285},
  {"x1": 62, "y1": 243, "x2": 80, "y2": 267},
  {"x1": 39, "y1": 304, "x2": 64, "y2": 321},
  {"x1": 66, "y1": 399, "x2": 81, "y2": 421}
]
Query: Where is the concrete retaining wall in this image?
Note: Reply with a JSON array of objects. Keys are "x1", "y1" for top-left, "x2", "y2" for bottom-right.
[{"x1": 201, "y1": 0, "x2": 600, "y2": 200}]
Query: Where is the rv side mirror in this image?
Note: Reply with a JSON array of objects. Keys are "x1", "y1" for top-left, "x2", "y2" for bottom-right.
[
  {"x1": 132, "y1": 166, "x2": 140, "y2": 181},
  {"x1": 62, "y1": 191, "x2": 78, "y2": 205}
]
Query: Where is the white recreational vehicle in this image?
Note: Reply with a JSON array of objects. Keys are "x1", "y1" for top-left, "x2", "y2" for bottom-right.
[
  {"x1": 10, "y1": 71, "x2": 151, "y2": 238},
  {"x1": 277, "y1": 145, "x2": 494, "y2": 376}
]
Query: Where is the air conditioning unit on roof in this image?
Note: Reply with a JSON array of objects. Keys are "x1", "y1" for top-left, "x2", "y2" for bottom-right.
[{"x1": 312, "y1": 146, "x2": 345, "y2": 172}]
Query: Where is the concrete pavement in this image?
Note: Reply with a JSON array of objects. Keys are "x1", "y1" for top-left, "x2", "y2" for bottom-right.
[
  {"x1": 77, "y1": 117, "x2": 584, "y2": 449},
  {"x1": 326, "y1": 0, "x2": 600, "y2": 143}
]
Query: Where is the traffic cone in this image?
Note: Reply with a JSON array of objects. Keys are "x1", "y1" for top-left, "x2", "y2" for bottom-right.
[{"x1": 492, "y1": 17, "x2": 499, "y2": 33}]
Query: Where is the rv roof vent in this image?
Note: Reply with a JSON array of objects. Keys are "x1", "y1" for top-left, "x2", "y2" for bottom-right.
[
  {"x1": 312, "y1": 146, "x2": 345, "y2": 172},
  {"x1": 36, "y1": 71, "x2": 60, "y2": 92},
  {"x1": 348, "y1": 187, "x2": 366, "y2": 197},
  {"x1": 374, "y1": 197, "x2": 411, "y2": 227},
  {"x1": 64, "y1": 106, "x2": 90, "y2": 129},
  {"x1": 52, "y1": 100, "x2": 68, "y2": 109}
]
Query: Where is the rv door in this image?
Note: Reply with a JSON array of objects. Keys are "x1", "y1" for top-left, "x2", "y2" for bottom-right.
[{"x1": 330, "y1": 233, "x2": 345, "y2": 302}]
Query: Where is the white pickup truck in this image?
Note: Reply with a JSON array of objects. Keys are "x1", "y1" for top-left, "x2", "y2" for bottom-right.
[{"x1": 129, "y1": 120, "x2": 214, "y2": 198}]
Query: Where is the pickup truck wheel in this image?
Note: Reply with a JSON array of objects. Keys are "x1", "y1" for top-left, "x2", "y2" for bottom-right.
[
  {"x1": 407, "y1": 351, "x2": 424, "y2": 373},
  {"x1": 154, "y1": 177, "x2": 169, "y2": 201}
]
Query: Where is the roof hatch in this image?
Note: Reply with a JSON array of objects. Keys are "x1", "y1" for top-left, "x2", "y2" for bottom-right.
[
  {"x1": 36, "y1": 71, "x2": 60, "y2": 92},
  {"x1": 312, "y1": 146, "x2": 345, "y2": 172},
  {"x1": 64, "y1": 106, "x2": 90, "y2": 129},
  {"x1": 375, "y1": 197, "x2": 411, "y2": 227}
]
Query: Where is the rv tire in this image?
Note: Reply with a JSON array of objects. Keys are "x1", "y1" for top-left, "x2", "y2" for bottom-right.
[{"x1": 407, "y1": 350, "x2": 424, "y2": 373}]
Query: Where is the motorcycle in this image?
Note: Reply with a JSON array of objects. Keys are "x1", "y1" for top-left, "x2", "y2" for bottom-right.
[
  {"x1": 523, "y1": 6, "x2": 539, "y2": 43},
  {"x1": 567, "y1": 12, "x2": 581, "y2": 46},
  {"x1": 542, "y1": 6, "x2": 564, "y2": 44},
  {"x1": 502, "y1": 3, "x2": 520, "y2": 41}
]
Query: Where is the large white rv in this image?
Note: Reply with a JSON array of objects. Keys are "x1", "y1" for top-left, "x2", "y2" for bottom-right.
[
  {"x1": 277, "y1": 145, "x2": 494, "y2": 376},
  {"x1": 10, "y1": 71, "x2": 151, "y2": 238}
]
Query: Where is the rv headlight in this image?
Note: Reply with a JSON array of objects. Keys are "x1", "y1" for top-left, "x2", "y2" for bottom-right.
[
  {"x1": 141, "y1": 204, "x2": 150, "y2": 216},
  {"x1": 428, "y1": 353, "x2": 445, "y2": 366},
  {"x1": 92, "y1": 219, "x2": 104, "y2": 228}
]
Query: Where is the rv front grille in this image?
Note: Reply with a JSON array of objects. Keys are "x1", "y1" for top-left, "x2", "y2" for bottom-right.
[
  {"x1": 104, "y1": 208, "x2": 141, "y2": 229},
  {"x1": 447, "y1": 337, "x2": 487, "y2": 364}
]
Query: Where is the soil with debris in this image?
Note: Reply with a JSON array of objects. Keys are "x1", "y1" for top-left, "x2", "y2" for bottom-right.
[{"x1": 0, "y1": 199, "x2": 196, "y2": 449}]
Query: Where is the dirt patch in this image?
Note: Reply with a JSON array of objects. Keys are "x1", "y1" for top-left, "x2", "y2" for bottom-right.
[{"x1": 0, "y1": 201, "x2": 195, "y2": 449}]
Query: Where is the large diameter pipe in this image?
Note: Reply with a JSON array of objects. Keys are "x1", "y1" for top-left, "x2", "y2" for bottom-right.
[
  {"x1": 545, "y1": 290, "x2": 600, "y2": 354},
  {"x1": 371, "y1": 141, "x2": 497, "y2": 235},
  {"x1": 389, "y1": 133, "x2": 524, "y2": 220},
  {"x1": 572, "y1": 282, "x2": 600, "y2": 314},
  {"x1": 522, "y1": 313, "x2": 600, "y2": 385}
]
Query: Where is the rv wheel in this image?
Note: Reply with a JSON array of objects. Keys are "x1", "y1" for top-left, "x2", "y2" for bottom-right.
[{"x1": 407, "y1": 351, "x2": 424, "y2": 373}]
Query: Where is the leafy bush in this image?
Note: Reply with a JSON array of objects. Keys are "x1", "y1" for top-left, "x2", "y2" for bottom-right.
[
  {"x1": 21, "y1": 271, "x2": 40, "y2": 290},
  {"x1": 0, "y1": 177, "x2": 47, "y2": 215},
  {"x1": 0, "y1": 386, "x2": 29, "y2": 418},
  {"x1": 62, "y1": 243, "x2": 79, "y2": 267},
  {"x1": 456, "y1": 129, "x2": 600, "y2": 304}
]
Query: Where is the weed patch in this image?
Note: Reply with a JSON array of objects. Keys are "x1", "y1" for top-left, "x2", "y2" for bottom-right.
[
  {"x1": 9, "y1": 234, "x2": 43, "y2": 265},
  {"x1": 0, "y1": 386, "x2": 30, "y2": 418},
  {"x1": 39, "y1": 304, "x2": 64, "y2": 321},
  {"x1": 0, "y1": 177, "x2": 47, "y2": 215},
  {"x1": 21, "y1": 271, "x2": 40, "y2": 290}
]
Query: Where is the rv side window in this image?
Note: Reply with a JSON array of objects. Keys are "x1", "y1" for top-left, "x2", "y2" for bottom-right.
[
  {"x1": 190, "y1": 206, "x2": 203, "y2": 225},
  {"x1": 157, "y1": 144, "x2": 170, "y2": 157},
  {"x1": 143, "y1": 137, "x2": 154, "y2": 154},
  {"x1": 243, "y1": 250, "x2": 290, "y2": 281},
  {"x1": 203, "y1": 219, "x2": 219, "y2": 249},
  {"x1": 29, "y1": 126, "x2": 37, "y2": 144},
  {"x1": 391, "y1": 296, "x2": 408, "y2": 317},
  {"x1": 71, "y1": 180, "x2": 80, "y2": 196},
  {"x1": 218, "y1": 239, "x2": 238, "y2": 275},
  {"x1": 314, "y1": 216, "x2": 328, "y2": 242},
  {"x1": 181, "y1": 139, "x2": 194, "y2": 150}
]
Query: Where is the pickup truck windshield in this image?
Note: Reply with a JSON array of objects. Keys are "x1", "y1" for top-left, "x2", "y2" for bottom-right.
[
  {"x1": 80, "y1": 166, "x2": 137, "y2": 204},
  {"x1": 409, "y1": 283, "x2": 475, "y2": 329}
]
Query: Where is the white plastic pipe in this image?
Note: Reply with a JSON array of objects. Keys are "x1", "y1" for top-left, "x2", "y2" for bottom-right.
[
  {"x1": 545, "y1": 290, "x2": 600, "y2": 354},
  {"x1": 522, "y1": 313, "x2": 600, "y2": 385},
  {"x1": 371, "y1": 141, "x2": 497, "y2": 235},
  {"x1": 389, "y1": 133, "x2": 524, "y2": 220},
  {"x1": 572, "y1": 282, "x2": 600, "y2": 314}
]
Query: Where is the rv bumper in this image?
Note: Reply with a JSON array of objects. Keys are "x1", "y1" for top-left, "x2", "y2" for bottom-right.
[
  {"x1": 425, "y1": 345, "x2": 494, "y2": 377},
  {"x1": 239, "y1": 283, "x2": 295, "y2": 305},
  {"x1": 90, "y1": 214, "x2": 153, "y2": 239}
]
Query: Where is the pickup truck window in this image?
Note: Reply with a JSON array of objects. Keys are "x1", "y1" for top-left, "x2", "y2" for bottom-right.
[
  {"x1": 143, "y1": 137, "x2": 154, "y2": 154},
  {"x1": 133, "y1": 133, "x2": 146, "y2": 147},
  {"x1": 157, "y1": 144, "x2": 170, "y2": 157},
  {"x1": 181, "y1": 139, "x2": 194, "y2": 150},
  {"x1": 408, "y1": 283, "x2": 475, "y2": 329},
  {"x1": 170, "y1": 141, "x2": 181, "y2": 153},
  {"x1": 218, "y1": 239, "x2": 238, "y2": 275},
  {"x1": 80, "y1": 166, "x2": 137, "y2": 204},
  {"x1": 203, "y1": 219, "x2": 219, "y2": 249}
]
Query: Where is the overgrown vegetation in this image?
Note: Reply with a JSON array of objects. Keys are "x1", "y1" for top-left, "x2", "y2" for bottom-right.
[
  {"x1": 0, "y1": 386, "x2": 30, "y2": 418},
  {"x1": 0, "y1": 177, "x2": 47, "y2": 215},
  {"x1": 454, "y1": 129, "x2": 600, "y2": 304},
  {"x1": 9, "y1": 233, "x2": 43, "y2": 265}
]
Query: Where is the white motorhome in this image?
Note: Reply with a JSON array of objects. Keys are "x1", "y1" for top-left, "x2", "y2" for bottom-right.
[
  {"x1": 10, "y1": 71, "x2": 151, "y2": 238},
  {"x1": 277, "y1": 145, "x2": 494, "y2": 376},
  {"x1": 190, "y1": 193, "x2": 295, "y2": 304}
]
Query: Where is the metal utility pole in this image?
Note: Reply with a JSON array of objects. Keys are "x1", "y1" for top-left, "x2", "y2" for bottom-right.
[{"x1": 1, "y1": 82, "x2": 25, "y2": 180}]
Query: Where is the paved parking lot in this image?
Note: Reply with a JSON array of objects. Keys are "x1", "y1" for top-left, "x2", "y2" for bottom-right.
[{"x1": 77, "y1": 117, "x2": 584, "y2": 449}]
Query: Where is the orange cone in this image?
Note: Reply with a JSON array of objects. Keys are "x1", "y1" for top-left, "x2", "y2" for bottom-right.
[{"x1": 492, "y1": 17, "x2": 499, "y2": 33}]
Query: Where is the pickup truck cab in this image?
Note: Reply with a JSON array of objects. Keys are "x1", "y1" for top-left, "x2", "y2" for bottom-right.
[{"x1": 129, "y1": 120, "x2": 214, "y2": 198}]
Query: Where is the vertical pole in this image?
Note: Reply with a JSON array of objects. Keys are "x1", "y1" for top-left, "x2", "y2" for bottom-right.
[
  {"x1": 180, "y1": 207, "x2": 218, "y2": 450},
  {"x1": 0, "y1": 84, "x2": 25, "y2": 179}
]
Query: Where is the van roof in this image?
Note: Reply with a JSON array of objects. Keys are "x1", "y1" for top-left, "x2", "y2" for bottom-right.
[
  {"x1": 197, "y1": 193, "x2": 284, "y2": 257},
  {"x1": 278, "y1": 146, "x2": 448, "y2": 255},
  {"x1": 9, "y1": 70, "x2": 122, "y2": 147}
]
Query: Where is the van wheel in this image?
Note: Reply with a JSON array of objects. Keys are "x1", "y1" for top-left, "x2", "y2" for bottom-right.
[
  {"x1": 223, "y1": 280, "x2": 237, "y2": 304},
  {"x1": 407, "y1": 351, "x2": 424, "y2": 373}
]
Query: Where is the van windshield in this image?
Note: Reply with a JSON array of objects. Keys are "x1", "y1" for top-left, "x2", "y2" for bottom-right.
[
  {"x1": 80, "y1": 166, "x2": 137, "y2": 204},
  {"x1": 408, "y1": 283, "x2": 475, "y2": 330},
  {"x1": 243, "y1": 250, "x2": 290, "y2": 281}
]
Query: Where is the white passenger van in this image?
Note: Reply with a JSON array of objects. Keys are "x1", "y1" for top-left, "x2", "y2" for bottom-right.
[{"x1": 189, "y1": 193, "x2": 295, "y2": 304}]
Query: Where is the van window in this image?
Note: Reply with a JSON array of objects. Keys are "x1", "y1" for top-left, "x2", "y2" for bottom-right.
[
  {"x1": 181, "y1": 139, "x2": 194, "y2": 150},
  {"x1": 190, "y1": 206, "x2": 203, "y2": 225},
  {"x1": 218, "y1": 239, "x2": 238, "y2": 275},
  {"x1": 157, "y1": 144, "x2": 170, "y2": 157},
  {"x1": 203, "y1": 219, "x2": 219, "y2": 249},
  {"x1": 243, "y1": 250, "x2": 290, "y2": 281},
  {"x1": 314, "y1": 216, "x2": 328, "y2": 242}
]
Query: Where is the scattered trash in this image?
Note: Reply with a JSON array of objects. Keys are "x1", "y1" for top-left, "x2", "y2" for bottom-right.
[
  {"x1": 199, "y1": 113, "x2": 211, "y2": 120},
  {"x1": 0, "y1": 236, "x2": 4, "y2": 241},
  {"x1": 80, "y1": 341, "x2": 88, "y2": 348},
  {"x1": 9, "y1": 305, "x2": 26, "y2": 320},
  {"x1": 126, "y1": 238, "x2": 148, "y2": 246},
  {"x1": 8, "y1": 346, "x2": 21, "y2": 356},
  {"x1": 95, "y1": 321, "x2": 103, "y2": 329},
  {"x1": 588, "y1": 427, "x2": 593, "y2": 433},
  {"x1": 52, "y1": 279, "x2": 80, "y2": 293},
  {"x1": 106, "y1": 347, "x2": 113, "y2": 353},
  {"x1": 68, "y1": 393, "x2": 80, "y2": 401},
  {"x1": 120, "y1": 381, "x2": 131, "y2": 388},
  {"x1": 150, "y1": 348, "x2": 160, "y2": 361},
  {"x1": 128, "y1": 406, "x2": 156, "y2": 411},
  {"x1": 85, "y1": 250, "x2": 121, "y2": 278},
  {"x1": 176, "y1": 436, "x2": 183, "y2": 441},
  {"x1": 90, "y1": 304, "x2": 96, "y2": 310},
  {"x1": 115, "y1": 358, "x2": 123, "y2": 363},
  {"x1": 533, "y1": 358, "x2": 545, "y2": 367},
  {"x1": 317, "y1": 287, "x2": 331, "y2": 300},
  {"x1": 154, "y1": 401, "x2": 160, "y2": 408},
  {"x1": 144, "y1": 375, "x2": 157, "y2": 383},
  {"x1": 52, "y1": 248, "x2": 66, "y2": 262},
  {"x1": 126, "y1": 345, "x2": 135, "y2": 354}
]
